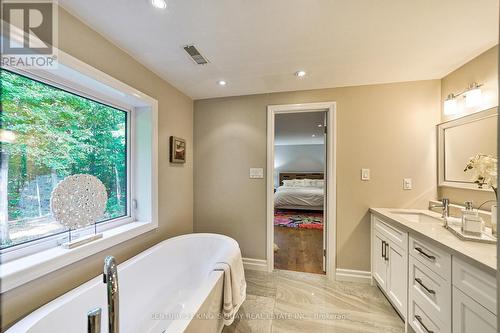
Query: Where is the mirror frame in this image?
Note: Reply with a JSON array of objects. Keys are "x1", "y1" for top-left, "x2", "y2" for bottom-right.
[{"x1": 437, "y1": 107, "x2": 498, "y2": 190}]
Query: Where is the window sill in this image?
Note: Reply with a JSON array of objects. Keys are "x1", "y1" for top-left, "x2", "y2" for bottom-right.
[{"x1": 0, "y1": 221, "x2": 157, "y2": 293}]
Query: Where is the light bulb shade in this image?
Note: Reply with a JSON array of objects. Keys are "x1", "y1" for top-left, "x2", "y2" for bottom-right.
[
  {"x1": 444, "y1": 98, "x2": 457, "y2": 115},
  {"x1": 465, "y1": 88, "x2": 482, "y2": 107}
]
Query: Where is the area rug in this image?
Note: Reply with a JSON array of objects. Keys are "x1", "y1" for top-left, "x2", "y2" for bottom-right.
[{"x1": 274, "y1": 209, "x2": 323, "y2": 230}]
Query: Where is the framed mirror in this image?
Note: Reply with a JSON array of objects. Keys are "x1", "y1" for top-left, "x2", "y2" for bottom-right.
[{"x1": 437, "y1": 107, "x2": 498, "y2": 190}]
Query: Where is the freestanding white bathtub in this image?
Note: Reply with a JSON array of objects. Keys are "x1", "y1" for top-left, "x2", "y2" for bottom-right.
[{"x1": 7, "y1": 233, "x2": 243, "y2": 333}]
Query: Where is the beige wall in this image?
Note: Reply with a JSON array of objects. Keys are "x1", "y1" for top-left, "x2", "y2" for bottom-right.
[
  {"x1": 194, "y1": 80, "x2": 441, "y2": 268},
  {"x1": 439, "y1": 46, "x2": 498, "y2": 209},
  {"x1": 1, "y1": 8, "x2": 194, "y2": 331}
]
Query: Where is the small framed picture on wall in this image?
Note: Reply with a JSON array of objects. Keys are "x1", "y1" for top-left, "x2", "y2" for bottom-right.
[{"x1": 170, "y1": 136, "x2": 186, "y2": 163}]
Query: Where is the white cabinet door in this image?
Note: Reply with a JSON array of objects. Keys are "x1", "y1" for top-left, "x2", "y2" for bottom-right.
[
  {"x1": 452, "y1": 257, "x2": 497, "y2": 314},
  {"x1": 387, "y1": 243, "x2": 407, "y2": 318},
  {"x1": 372, "y1": 232, "x2": 388, "y2": 289},
  {"x1": 453, "y1": 287, "x2": 496, "y2": 333}
]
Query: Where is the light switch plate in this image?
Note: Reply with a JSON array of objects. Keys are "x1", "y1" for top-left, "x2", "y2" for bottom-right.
[
  {"x1": 403, "y1": 178, "x2": 412, "y2": 190},
  {"x1": 361, "y1": 168, "x2": 370, "y2": 181},
  {"x1": 249, "y1": 168, "x2": 264, "y2": 179}
]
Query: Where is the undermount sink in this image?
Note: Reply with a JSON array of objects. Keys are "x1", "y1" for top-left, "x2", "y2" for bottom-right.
[
  {"x1": 387, "y1": 209, "x2": 497, "y2": 244},
  {"x1": 389, "y1": 211, "x2": 444, "y2": 224}
]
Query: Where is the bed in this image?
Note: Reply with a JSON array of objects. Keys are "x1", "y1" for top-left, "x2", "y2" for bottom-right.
[{"x1": 274, "y1": 172, "x2": 324, "y2": 210}]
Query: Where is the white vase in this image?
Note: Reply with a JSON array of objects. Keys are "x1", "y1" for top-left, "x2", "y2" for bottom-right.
[{"x1": 492, "y1": 205, "x2": 497, "y2": 237}]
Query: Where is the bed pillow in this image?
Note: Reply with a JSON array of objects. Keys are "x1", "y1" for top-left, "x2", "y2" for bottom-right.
[
  {"x1": 293, "y1": 179, "x2": 306, "y2": 187},
  {"x1": 303, "y1": 179, "x2": 316, "y2": 187},
  {"x1": 282, "y1": 179, "x2": 295, "y2": 187},
  {"x1": 308, "y1": 179, "x2": 318, "y2": 187},
  {"x1": 316, "y1": 180, "x2": 325, "y2": 188}
]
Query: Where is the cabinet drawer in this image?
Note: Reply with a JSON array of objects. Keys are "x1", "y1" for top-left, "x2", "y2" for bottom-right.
[
  {"x1": 409, "y1": 256, "x2": 451, "y2": 331},
  {"x1": 373, "y1": 216, "x2": 407, "y2": 251},
  {"x1": 452, "y1": 257, "x2": 496, "y2": 314},
  {"x1": 409, "y1": 235, "x2": 451, "y2": 281},
  {"x1": 409, "y1": 298, "x2": 448, "y2": 333}
]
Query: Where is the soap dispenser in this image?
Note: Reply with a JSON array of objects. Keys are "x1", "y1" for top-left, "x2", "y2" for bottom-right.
[
  {"x1": 463, "y1": 201, "x2": 474, "y2": 214},
  {"x1": 461, "y1": 201, "x2": 482, "y2": 235}
]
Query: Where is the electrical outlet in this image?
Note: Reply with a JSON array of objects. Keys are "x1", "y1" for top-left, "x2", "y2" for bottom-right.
[
  {"x1": 403, "y1": 178, "x2": 412, "y2": 190},
  {"x1": 361, "y1": 168, "x2": 370, "y2": 181}
]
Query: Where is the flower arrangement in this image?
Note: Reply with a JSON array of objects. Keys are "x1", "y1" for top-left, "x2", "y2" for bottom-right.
[{"x1": 464, "y1": 154, "x2": 498, "y2": 199}]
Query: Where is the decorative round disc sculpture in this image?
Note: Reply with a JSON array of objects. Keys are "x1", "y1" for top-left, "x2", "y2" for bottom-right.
[{"x1": 51, "y1": 174, "x2": 108, "y2": 229}]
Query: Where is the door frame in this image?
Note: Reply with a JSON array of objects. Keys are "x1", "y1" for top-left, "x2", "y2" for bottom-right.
[{"x1": 266, "y1": 102, "x2": 337, "y2": 280}]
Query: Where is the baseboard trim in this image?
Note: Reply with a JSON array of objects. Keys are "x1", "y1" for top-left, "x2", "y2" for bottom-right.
[
  {"x1": 335, "y1": 268, "x2": 371, "y2": 283},
  {"x1": 243, "y1": 258, "x2": 268, "y2": 271}
]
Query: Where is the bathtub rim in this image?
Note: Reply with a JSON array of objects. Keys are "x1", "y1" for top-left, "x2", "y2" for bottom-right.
[
  {"x1": 162, "y1": 270, "x2": 224, "y2": 333},
  {"x1": 5, "y1": 233, "x2": 239, "y2": 333}
]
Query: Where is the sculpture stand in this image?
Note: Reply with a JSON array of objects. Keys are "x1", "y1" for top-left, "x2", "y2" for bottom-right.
[
  {"x1": 61, "y1": 223, "x2": 102, "y2": 249},
  {"x1": 61, "y1": 233, "x2": 103, "y2": 249}
]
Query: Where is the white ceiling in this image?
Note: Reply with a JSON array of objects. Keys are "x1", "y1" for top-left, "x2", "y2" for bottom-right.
[
  {"x1": 60, "y1": 0, "x2": 499, "y2": 100},
  {"x1": 275, "y1": 112, "x2": 325, "y2": 146}
]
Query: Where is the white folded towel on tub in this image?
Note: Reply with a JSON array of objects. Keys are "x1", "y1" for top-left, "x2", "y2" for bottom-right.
[{"x1": 213, "y1": 249, "x2": 247, "y2": 326}]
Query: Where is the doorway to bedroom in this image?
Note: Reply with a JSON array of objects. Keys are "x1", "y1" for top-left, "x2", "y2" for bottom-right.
[{"x1": 267, "y1": 103, "x2": 336, "y2": 276}]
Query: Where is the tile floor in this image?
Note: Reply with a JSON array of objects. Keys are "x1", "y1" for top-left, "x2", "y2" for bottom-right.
[{"x1": 223, "y1": 269, "x2": 405, "y2": 333}]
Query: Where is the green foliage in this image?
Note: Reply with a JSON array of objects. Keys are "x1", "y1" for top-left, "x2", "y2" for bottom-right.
[{"x1": 0, "y1": 69, "x2": 127, "y2": 228}]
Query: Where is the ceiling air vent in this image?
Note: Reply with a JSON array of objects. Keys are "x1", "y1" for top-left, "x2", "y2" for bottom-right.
[{"x1": 183, "y1": 45, "x2": 209, "y2": 65}]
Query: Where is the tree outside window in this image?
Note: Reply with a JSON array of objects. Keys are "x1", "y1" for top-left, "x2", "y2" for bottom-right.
[{"x1": 0, "y1": 70, "x2": 128, "y2": 249}]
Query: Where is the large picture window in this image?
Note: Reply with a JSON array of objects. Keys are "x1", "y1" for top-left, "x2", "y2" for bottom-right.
[{"x1": 0, "y1": 69, "x2": 128, "y2": 250}]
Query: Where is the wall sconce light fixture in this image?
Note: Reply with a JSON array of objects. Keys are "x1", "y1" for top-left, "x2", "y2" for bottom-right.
[
  {"x1": 443, "y1": 82, "x2": 483, "y2": 115},
  {"x1": 444, "y1": 94, "x2": 458, "y2": 115},
  {"x1": 464, "y1": 82, "x2": 482, "y2": 107}
]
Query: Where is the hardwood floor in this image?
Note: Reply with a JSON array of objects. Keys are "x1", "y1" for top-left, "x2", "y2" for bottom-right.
[{"x1": 274, "y1": 226, "x2": 324, "y2": 274}]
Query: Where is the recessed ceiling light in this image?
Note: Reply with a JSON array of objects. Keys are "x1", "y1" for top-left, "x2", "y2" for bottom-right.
[
  {"x1": 151, "y1": 0, "x2": 167, "y2": 9},
  {"x1": 217, "y1": 80, "x2": 227, "y2": 86},
  {"x1": 317, "y1": 124, "x2": 322, "y2": 127},
  {"x1": 311, "y1": 134, "x2": 316, "y2": 137},
  {"x1": 295, "y1": 70, "x2": 307, "y2": 77}
]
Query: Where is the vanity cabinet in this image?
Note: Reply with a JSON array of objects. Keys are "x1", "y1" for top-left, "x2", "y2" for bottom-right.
[
  {"x1": 452, "y1": 257, "x2": 497, "y2": 333},
  {"x1": 371, "y1": 216, "x2": 407, "y2": 318},
  {"x1": 370, "y1": 212, "x2": 497, "y2": 333}
]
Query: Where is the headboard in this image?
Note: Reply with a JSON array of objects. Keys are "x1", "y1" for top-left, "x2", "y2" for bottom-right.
[{"x1": 279, "y1": 172, "x2": 324, "y2": 186}]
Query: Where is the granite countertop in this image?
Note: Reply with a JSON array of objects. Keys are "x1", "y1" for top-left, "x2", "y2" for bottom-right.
[{"x1": 370, "y1": 207, "x2": 497, "y2": 275}]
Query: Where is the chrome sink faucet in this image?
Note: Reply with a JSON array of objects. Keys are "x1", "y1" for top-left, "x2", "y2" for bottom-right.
[
  {"x1": 430, "y1": 198, "x2": 450, "y2": 219},
  {"x1": 103, "y1": 256, "x2": 120, "y2": 333}
]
